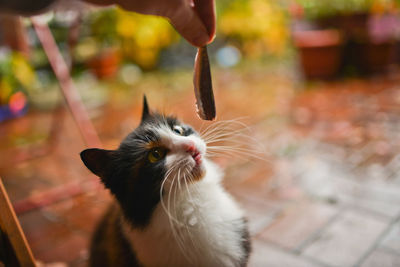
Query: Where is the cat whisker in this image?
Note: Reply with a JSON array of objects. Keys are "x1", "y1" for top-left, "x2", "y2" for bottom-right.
[
  {"x1": 172, "y1": 168, "x2": 198, "y2": 263},
  {"x1": 207, "y1": 146, "x2": 270, "y2": 162},
  {"x1": 201, "y1": 128, "x2": 252, "y2": 144},
  {"x1": 183, "y1": 170, "x2": 209, "y2": 247},
  {"x1": 160, "y1": 167, "x2": 182, "y2": 225},
  {"x1": 160, "y1": 159, "x2": 201, "y2": 263},
  {"x1": 170, "y1": 172, "x2": 186, "y2": 252},
  {"x1": 160, "y1": 174, "x2": 185, "y2": 256},
  {"x1": 204, "y1": 136, "x2": 255, "y2": 146},
  {"x1": 160, "y1": 164, "x2": 186, "y2": 215},
  {"x1": 199, "y1": 119, "x2": 272, "y2": 163},
  {"x1": 204, "y1": 130, "x2": 262, "y2": 148},
  {"x1": 203, "y1": 127, "x2": 252, "y2": 140},
  {"x1": 166, "y1": 173, "x2": 191, "y2": 261},
  {"x1": 180, "y1": 169, "x2": 198, "y2": 259},
  {"x1": 199, "y1": 117, "x2": 250, "y2": 137},
  {"x1": 207, "y1": 145, "x2": 263, "y2": 153}
]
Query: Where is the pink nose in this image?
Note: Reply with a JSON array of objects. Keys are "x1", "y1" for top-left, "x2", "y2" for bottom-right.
[
  {"x1": 182, "y1": 141, "x2": 196, "y2": 154},
  {"x1": 182, "y1": 141, "x2": 202, "y2": 165}
]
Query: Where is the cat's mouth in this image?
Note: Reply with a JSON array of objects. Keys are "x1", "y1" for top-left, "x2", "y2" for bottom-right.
[
  {"x1": 187, "y1": 149, "x2": 205, "y2": 182},
  {"x1": 165, "y1": 140, "x2": 206, "y2": 184},
  {"x1": 190, "y1": 149, "x2": 202, "y2": 166}
]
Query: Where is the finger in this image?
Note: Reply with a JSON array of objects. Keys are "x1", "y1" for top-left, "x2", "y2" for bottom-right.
[
  {"x1": 193, "y1": 0, "x2": 215, "y2": 41},
  {"x1": 166, "y1": 2, "x2": 210, "y2": 47}
]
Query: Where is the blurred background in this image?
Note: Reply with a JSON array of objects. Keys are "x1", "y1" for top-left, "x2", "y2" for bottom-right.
[{"x1": 1, "y1": 0, "x2": 400, "y2": 266}]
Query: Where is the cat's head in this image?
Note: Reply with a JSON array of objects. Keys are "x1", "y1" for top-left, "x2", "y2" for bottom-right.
[{"x1": 80, "y1": 96, "x2": 207, "y2": 226}]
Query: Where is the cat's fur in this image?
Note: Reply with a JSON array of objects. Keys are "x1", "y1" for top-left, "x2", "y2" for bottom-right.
[{"x1": 80, "y1": 96, "x2": 251, "y2": 267}]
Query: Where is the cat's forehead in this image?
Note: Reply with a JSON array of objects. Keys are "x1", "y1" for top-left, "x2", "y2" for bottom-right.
[
  {"x1": 121, "y1": 114, "x2": 195, "y2": 147},
  {"x1": 140, "y1": 114, "x2": 182, "y2": 135}
]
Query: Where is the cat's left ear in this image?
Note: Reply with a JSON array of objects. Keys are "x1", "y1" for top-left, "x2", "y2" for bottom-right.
[
  {"x1": 80, "y1": 148, "x2": 114, "y2": 179},
  {"x1": 141, "y1": 95, "x2": 150, "y2": 123}
]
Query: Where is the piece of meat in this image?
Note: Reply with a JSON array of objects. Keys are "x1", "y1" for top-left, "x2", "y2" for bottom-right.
[{"x1": 193, "y1": 46, "x2": 216, "y2": 121}]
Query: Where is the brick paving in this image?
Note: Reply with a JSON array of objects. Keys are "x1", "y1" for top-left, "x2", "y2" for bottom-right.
[
  {"x1": 361, "y1": 249, "x2": 400, "y2": 267},
  {"x1": 2, "y1": 66, "x2": 400, "y2": 266}
]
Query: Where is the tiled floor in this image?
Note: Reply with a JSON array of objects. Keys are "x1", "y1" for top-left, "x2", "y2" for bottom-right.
[{"x1": 2, "y1": 65, "x2": 400, "y2": 266}]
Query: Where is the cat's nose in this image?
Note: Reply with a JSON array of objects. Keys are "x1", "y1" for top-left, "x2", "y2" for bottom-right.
[
  {"x1": 181, "y1": 140, "x2": 202, "y2": 165},
  {"x1": 182, "y1": 141, "x2": 196, "y2": 154}
]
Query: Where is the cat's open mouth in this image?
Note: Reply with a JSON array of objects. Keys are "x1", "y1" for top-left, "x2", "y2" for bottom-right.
[
  {"x1": 185, "y1": 150, "x2": 205, "y2": 182},
  {"x1": 190, "y1": 150, "x2": 202, "y2": 166},
  {"x1": 184, "y1": 141, "x2": 203, "y2": 166}
]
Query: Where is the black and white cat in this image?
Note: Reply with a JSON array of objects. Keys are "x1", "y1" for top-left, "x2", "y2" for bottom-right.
[{"x1": 80, "y1": 96, "x2": 251, "y2": 267}]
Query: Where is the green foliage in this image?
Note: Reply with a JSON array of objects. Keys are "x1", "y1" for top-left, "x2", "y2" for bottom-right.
[
  {"x1": 297, "y1": 0, "x2": 395, "y2": 19},
  {"x1": 89, "y1": 8, "x2": 119, "y2": 46}
]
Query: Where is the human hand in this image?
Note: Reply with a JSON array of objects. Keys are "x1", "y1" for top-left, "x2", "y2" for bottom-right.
[{"x1": 84, "y1": 0, "x2": 216, "y2": 47}]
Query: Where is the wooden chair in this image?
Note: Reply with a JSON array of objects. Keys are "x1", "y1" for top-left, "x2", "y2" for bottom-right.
[
  {"x1": 0, "y1": 177, "x2": 36, "y2": 267},
  {"x1": 0, "y1": 16, "x2": 102, "y2": 267}
]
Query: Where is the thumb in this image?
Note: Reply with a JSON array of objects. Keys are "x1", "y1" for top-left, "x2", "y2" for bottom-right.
[{"x1": 165, "y1": 2, "x2": 210, "y2": 47}]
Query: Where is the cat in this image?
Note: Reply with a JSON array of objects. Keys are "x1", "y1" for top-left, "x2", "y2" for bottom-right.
[{"x1": 80, "y1": 96, "x2": 251, "y2": 267}]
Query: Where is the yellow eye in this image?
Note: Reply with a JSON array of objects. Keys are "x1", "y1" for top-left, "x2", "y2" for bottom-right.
[
  {"x1": 148, "y1": 147, "x2": 166, "y2": 163},
  {"x1": 173, "y1": 125, "x2": 184, "y2": 135}
]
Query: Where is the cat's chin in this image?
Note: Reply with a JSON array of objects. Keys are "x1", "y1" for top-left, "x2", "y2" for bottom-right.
[{"x1": 189, "y1": 164, "x2": 206, "y2": 182}]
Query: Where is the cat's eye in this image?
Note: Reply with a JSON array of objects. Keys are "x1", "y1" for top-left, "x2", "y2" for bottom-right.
[
  {"x1": 148, "y1": 147, "x2": 166, "y2": 163},
  {"x1": 173, "y1": 125, "x2": 184, "y2": 135}
]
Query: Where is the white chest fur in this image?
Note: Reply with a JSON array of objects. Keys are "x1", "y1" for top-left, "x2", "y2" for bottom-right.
[{"x1": 122, "y1": 160, "x2": 246, "y2": 267}]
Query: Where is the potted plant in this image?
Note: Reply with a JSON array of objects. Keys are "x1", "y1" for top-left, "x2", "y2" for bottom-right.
[
  {"x1": 291, "y1": 0, "x2": 400, "y2": 77},
  {"x1": 85, "y1": 8, "x2": 121, "y2": 79},
  {"x1": 355, "y1": 13, "x2": 400, "y2": 73},
  {"x1": 292, "y1": 29, "x2": 344, "y2": 79}
]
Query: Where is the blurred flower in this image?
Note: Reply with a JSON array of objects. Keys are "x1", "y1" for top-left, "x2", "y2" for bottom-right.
[
  {"x1": 86, "y1": 8, "x2": 178, "y2": 69},
  {"x1": 9, "y1": 91, "x2": 27, "y2": 114},
  {"x1": 0, "y1": 52, "x2": 37, "y2": 106},
  {"x1": 368, "y1": 14, "x2": 400, "y2": 43},
  {"x1": 115, "y1": 8, "x2": 178, "y2": 69},
  {"x1": 74, "y1": 37, "x2": 99, "y2": 61}
]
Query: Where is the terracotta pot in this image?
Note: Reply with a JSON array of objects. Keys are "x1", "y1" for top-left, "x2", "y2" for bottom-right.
[
  {"x1": 87, "y1": 49, "x2": 120, "y2": 79},
  {"x1": 317, "y1": 13, "x2": 399, "y2": 75},
  {"x1": 293, "y1": 29, "x2": 343, "y2": 79}
]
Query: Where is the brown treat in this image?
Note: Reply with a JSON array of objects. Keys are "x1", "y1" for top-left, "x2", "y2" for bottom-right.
[{"x1": 193, "y1": 46, "x2": 216, "y2": 120}]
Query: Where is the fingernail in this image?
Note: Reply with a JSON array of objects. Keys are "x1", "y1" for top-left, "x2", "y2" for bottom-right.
[{"x1": 208, "y1": 33, "x2": 216, "y2": 44}]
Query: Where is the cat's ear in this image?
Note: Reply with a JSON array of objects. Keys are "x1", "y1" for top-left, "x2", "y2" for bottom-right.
[
  {"x1": 80, "y1": 148, "x2": 114, "y2": 178},
  {"x1": 141, "y1": 95, "x2": 150, "y2": 122}
]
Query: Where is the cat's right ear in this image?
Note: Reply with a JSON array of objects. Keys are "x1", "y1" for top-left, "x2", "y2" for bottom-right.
[
  {"x1": 80, "y1": 148, "x2": 114, "y2": 178},
  {"x1": 141, "y1": 95, "x2": 150, "y2": 122}
]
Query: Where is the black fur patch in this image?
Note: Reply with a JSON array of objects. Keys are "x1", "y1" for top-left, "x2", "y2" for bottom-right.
[{"x1": 89, "y1": 205, "x2": 141, "y2": 267}]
